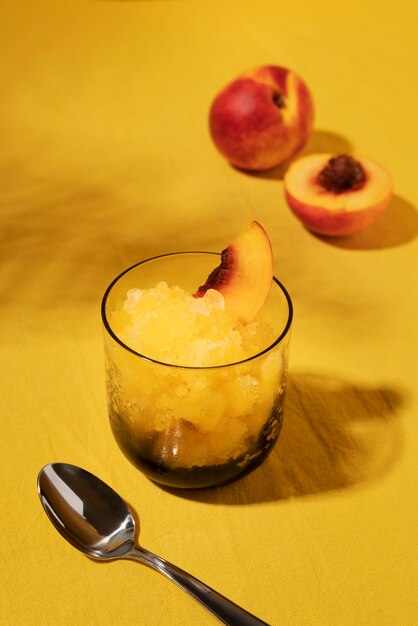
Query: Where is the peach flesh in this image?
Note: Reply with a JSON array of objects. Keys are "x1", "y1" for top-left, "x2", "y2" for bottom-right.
[
  {"x1": 284, "y1": 153, "x2": 393, "y2": 236},
  {"x1": 209, "y1": 65, "x2": 314, "y2": 171}
]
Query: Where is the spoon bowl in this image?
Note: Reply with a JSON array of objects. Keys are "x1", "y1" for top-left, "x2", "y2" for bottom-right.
[
  {"x1": 38, "y1": 463, "x2": 135, "y2": 559},
  {"x1": 38, "y1": 463, "x2": 269, "y2": 626}
]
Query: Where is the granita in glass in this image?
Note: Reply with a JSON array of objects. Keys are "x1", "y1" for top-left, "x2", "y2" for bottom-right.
[{"x1": 102, "y1": 222, "x2": 292, "y2": 488}]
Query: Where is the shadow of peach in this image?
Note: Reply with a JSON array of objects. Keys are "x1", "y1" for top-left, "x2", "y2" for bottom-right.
[
  {"x1": 163, "y1": 371, "x2": 405, "y2": 505},
  {"x1": 313, "y1": 195, "x2": 418, "y2": 249},
  {"x1": 232, "y1": 130, "x2": 352, "y2": 181}
]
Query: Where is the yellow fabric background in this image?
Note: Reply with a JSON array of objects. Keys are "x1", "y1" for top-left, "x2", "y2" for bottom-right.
[{"x1": 1, "y1": 1, "x2": 417, "y2": 624}]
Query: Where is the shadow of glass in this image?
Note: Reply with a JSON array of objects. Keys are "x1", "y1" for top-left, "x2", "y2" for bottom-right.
[
  {"x1": 161, "y1": 371, "x2": 405, "y2": 505},
  {"x1": 314, "y1": 195, "x2": 418, "y2": 250},
  {"x1": 233, "y1": 130, "x2": 352, "y2": 181}
]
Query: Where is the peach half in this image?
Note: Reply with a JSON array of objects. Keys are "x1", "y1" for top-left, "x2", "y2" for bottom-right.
[
  {"x1": 284, "y1": 153, "x2": 393, "y2": 236},
  {"x1": 194, "y1": 221, "x2": 273, "y2": 325}
]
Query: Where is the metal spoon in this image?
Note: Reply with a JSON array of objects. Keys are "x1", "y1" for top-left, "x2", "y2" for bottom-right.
[{"x1": 37, "y1": 463, "x2": 269, "y2": 626}]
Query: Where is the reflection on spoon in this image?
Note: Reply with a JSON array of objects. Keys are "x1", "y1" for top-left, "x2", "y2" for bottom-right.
[{"x1": 37, "y1": 463, "x2": 269, "y2": 626}]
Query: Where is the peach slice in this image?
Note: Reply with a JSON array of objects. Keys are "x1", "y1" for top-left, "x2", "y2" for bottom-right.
[
  {"x1": 194, "y1": 221, "x2": 273, "y2": 325},
  {"x1": 284, "y1": 153, "x2": 393, "y2": 236}
]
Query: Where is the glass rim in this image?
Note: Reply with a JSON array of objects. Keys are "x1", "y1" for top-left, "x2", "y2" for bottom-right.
[{"x1": 101, "y1": 251, "x2": 293, "y2": 370}]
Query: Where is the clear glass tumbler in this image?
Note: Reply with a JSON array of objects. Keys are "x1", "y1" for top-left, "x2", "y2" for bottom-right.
[{"x1": 101, "y1": 252, "x2": 293, "y2": 489}]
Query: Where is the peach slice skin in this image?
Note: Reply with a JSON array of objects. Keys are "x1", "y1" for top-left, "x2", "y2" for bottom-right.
[
  {"x1": 194, "y1": 221, "x2": 273, "y2": 325},
  {"x1": 284, "y1": 153, "x2": 393, "y2": 236}
]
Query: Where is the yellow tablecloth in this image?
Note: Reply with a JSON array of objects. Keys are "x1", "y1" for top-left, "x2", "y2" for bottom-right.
[{"x1": 1, "y1": 1, "x2": 417, "y2": 624}]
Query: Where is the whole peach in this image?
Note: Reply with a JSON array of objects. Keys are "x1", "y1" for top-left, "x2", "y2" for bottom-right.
[{"x1": 209, "y1": 65, "x2": 314, "y2": 171}]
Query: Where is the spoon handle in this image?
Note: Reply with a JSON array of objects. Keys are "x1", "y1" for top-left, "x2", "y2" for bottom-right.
[{"x1": 126, "y1": 546, "x2": 270, "y2": 626}]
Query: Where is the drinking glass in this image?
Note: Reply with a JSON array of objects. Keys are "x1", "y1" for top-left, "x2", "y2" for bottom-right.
[{"x1": 102, "y1": 252, "x2": 292, "y2": 488}]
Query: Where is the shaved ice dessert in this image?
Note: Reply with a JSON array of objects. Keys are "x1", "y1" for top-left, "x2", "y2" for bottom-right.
[
  {"x1": 102, "y1": 223, "x2": 292, "y2": 488},
  {"x1": 111, "y1": 282, "x2": 276, "y2": 367}
]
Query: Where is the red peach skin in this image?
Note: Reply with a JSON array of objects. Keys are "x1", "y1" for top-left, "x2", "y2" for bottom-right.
[{"x1": 209, "y1": 65, "x2": 314, "y2": 171}]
